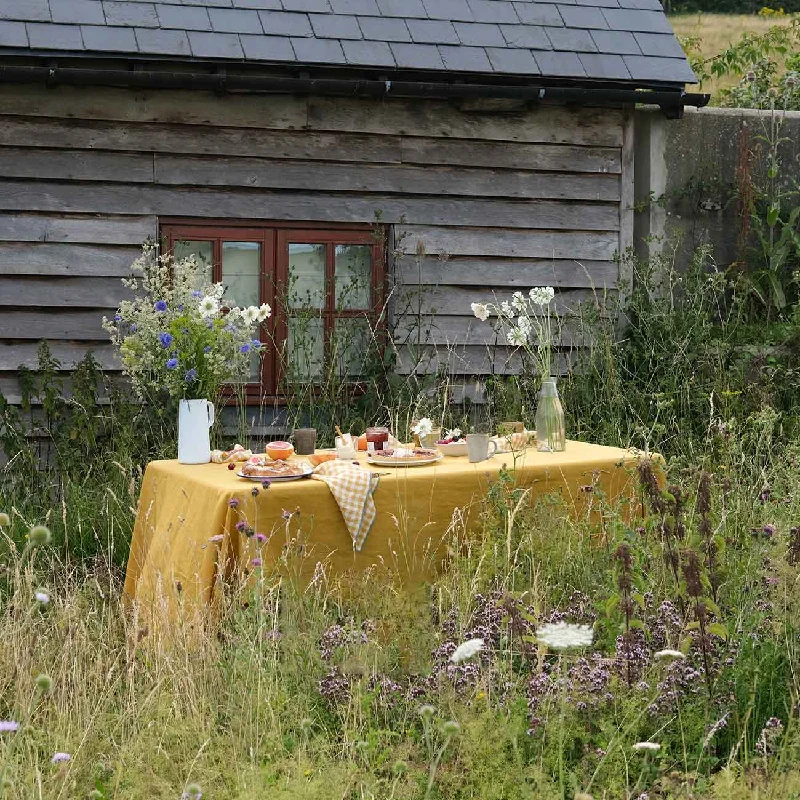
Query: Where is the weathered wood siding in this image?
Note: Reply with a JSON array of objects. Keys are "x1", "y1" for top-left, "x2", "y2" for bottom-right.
[{"x1": 0, "y1": 84, "x2": 633, "y2": 400}]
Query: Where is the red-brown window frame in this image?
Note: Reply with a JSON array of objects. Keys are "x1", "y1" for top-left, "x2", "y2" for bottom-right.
[{"x1": 160, "y1": 219, "x2": 386, "y2": 404}]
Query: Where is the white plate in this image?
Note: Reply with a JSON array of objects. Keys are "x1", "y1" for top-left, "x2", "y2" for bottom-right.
[
  {"x1": 367, "y1": 452, "x2": 443, "y2": 468},
  {"x1": 237, "y1": 465, "x2": 313, "y2": 482}
]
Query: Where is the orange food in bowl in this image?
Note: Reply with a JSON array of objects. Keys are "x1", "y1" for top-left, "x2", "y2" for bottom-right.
[
  {"x1": 265, "y1": 441, "x2": 294, "y2": 460},
  {"x1": 357, "y1": 433, "x2": 368, "y2": 452}
]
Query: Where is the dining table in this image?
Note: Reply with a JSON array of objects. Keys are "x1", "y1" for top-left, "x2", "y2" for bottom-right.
[{"x1": 124, "y1": 440, "x2": 648, "y2": 631}]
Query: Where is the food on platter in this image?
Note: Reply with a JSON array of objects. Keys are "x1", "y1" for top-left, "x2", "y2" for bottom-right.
[
  {"x1": 491, "y1": 430, "x2": 536, "y2": 453},
  {"x1": 369, "y1": 447, "x2": 441, "y2": 465},
  {"x1": 265, "y1": 441, "x2": 294, "y2": 460},
  {"x1": 308, "y1": 451, "x2": 337, "y2": 467},
  {"x1": 211, "y1": 444, "x2": 253, "y2": 463},
  {"x1": 241, "y1": 456, "x2": 306, "y2": 478}
]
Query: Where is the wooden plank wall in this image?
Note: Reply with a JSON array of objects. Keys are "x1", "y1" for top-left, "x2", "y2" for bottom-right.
[{"x1": 0, "y1": 84, "x2": 631, "y2": 402}]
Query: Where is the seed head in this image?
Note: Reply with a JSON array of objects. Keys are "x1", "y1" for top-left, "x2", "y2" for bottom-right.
[
  {"x1": 0, "y1": 512, "x2": 10, "y2": 527},
  {"x1": 418, "y1": 704, "x2": 435, "y2": 720},
  {"x1": 392, "y1": 760, "x2": 408, "y2": 776},
  {"x1": 441, "y1": 720, "x2": 461, "y2": 736},
  {"x1": 35, "y1": 674, "x2": 53, "y2": 693},
  {"x1": 28, "y1": 525, "x2": 52, "y2": 546}
]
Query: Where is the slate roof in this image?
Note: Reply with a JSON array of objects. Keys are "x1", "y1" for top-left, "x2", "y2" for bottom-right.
[{"x1": 0, "y1": 0, "x2": 697, "y2": 87}]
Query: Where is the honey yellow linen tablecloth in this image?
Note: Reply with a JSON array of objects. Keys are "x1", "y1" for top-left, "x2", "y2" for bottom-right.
[{"x1": 124, "y1": 441, "x2": 644, "y2": 626}]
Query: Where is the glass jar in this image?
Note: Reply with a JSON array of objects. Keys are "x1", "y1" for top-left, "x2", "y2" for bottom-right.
[
  {"x1": 365, "y1": 426, "x2": 390, "y2": 452},
  {"x1": 534, "y1": 378, "x2": 566, "y2": 452}
]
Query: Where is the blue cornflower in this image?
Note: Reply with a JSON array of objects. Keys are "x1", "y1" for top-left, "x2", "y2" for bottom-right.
[
  {"x1": 240, "y1": 343, "x2": 251, "y2": 354},
  {"x1": 192, "y1": 290, "x2": 203, "y2": 298},
  {"x1": 114, "y1": 313, "x2": 122, "y2": 322},
  {"x1": 130, "y1": 324, "x2": 137, "y2": 332},
  {"x1": 159, "y1": 332, "x2": 174, "y2": 349},
  {"x1": 251, "y1": 340, "x2": 262, "y2": 349},
  {"x1": 185, "y1": 368, "x2": 198, "y2": 384},
  {"x1": 166, "y1": 358, "x2": 179, "y2": 370},
  {"x1": 178, "y1": 304, "x2": 184, "y2": 311},
  {"x1": 154, "y1": 300, "x2": 168, "y2": 312},
  {"x1": 203, "y1": 346, "x2": 212, "y2": 353},
  {"x1": 224, "y1": 324, "x2": 236, "y2": 334}
]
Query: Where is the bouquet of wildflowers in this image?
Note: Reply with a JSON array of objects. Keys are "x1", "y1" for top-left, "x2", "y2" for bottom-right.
[
  {"x1": 471, "y1": 287, "x2": 555, "y2": 378},
  {"x1": 103, "y1": 244, "x2": 271, "y2": 402}
]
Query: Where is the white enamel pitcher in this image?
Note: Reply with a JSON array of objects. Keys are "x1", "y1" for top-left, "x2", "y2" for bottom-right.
[{"x1": 178, "y1": 399, "x2": 215, "y2": 464}]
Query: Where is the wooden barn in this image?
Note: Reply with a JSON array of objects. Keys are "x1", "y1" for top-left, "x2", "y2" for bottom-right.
[{"x1": 0, "y1": 0, "x2": 701, "y2": 426}]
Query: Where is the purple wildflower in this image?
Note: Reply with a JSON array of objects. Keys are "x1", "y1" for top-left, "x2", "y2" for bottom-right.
[
  {"x1": 255, "y1": 532, "x2": 267, "y2": 543},
  {"x1": 251, "y1": 486, "x2": 259, "y2": 497},
  {"x1": 51, "y1": 752, "x2": 71, "y2": 764},
  {"x1": 130, "y1": 323, "x2": 137, "y2": 332},
  {"x1": 763, "y1": 523, "x2": 776, "y2": 536},
  {"x1": 0, "y1": 721, "x2": 19, "y2": 733},
  {"x1": 192, "y1": 290, "x2": 203, "y2": 298},
  {"x1": 252, "y1": 557, "x2": 262, "y2": 567},
  {"x1": 114, "y1": 313, "x2": 122, "y2": 322},
  {"x1": 155, "y1": 300, "x2": 168, "y2": 312},
  {"x1": 229, "y1": 498, "x2": 239, "y2": 509},
  {"x1": 235, "y1": 521, "x2": 247, "y2": 533},
  {"x1": 166, "y1": 358, "x2": 178, "y2": 370},
  {"x1": 261, "y1": 479, "x2": 271, "y2": 490}
]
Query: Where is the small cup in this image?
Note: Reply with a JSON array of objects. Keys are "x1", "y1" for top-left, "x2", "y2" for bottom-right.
[
  {"x1": 293, "y1": 428, "x2": 317, "y2": 455},
  {"x1": 467, "y1": 433, "x2": 498, "y2": 463}
]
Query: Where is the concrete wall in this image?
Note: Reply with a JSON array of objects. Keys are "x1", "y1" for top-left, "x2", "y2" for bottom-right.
[{"x1": 634, "y1": 106, "x2": 800, "y2": 269}]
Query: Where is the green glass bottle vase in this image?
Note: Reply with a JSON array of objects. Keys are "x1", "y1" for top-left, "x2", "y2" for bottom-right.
[{"x1": 534, "y1": 378, "x2": 566, "y2": 452}]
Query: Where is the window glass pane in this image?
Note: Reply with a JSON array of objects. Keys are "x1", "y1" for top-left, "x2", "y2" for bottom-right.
[
  {"x1": 333, "y1": 317, "x2": 371, "y2": 377},
  {"x1": 173, "y1": 240, "x2": 213, "y2": 283},
  {"x1": 287, "y1": 316, "x2": 324, "y2": 381},
  {"x1": 288, "y1": 244, "x2": 326, "y2": 310},
  {"x1": 222, "y1": 241, "x2": 260, "y2": 309},
  {"x1": 335, "y1": 245, "x2": 372, "y2": 310}
]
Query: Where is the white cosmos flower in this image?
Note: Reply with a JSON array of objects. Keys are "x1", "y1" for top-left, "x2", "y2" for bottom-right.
[
  {"x1": 511, "y1": 291, "x2": 527, "y2": 312},
  {"x1": 654, "y1": 649, "x2": 685, "y2": 662},
  {"x1": 412, "y1": 417, "x2": 433, "y2": 437},
  {"x1": 258, "y1": 303, "x2": 272, "y2": 322},
  {"x1": 471, "y1": 302, "x2": 490, "y2": 322},
  {"x1": 446, "y1": 428, "x2": 462, "y2": 439},
  {"x1": 198, "y1": 296, "x2": 220, "y2": 318},
  {"x1": 536, "y1": 622, "x2": 594, "y2": 651},
  {"x1": 243, "y1": 306, "x2": 261, "y2": 325},
  {"x1": 529, "y1": 286, "x2": 555, "y2": 307},
  {"x1": 632, "y1": 742, "x2": 661, "y2": 752},
  {"x1": 450, "y1": 638, "x2": 484, "y2": 663}
]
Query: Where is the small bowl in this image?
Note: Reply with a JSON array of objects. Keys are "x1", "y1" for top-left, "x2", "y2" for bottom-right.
[
  {"x1": 437, "y1": 440, "x2": 468, "y2": 457},
  {"x1": 265, "y1": 441, "x2": 294, "y2": 460}
]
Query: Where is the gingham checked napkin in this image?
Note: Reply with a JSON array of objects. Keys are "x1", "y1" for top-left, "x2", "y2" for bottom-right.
[{"x1": 310, "y1": 460, "x2": 381, "y2": 551}]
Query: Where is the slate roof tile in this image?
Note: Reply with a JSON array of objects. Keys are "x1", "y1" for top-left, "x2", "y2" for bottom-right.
[
  {"x1": 102, "y1": 2, "x2": 159, "y2": 28},
  {"x1": 453, "y1": 20, "x2": 504, "y2": 47},
  {"x1": 438, "y1": 43, "x2": 492, "y2": 71},
  {"x1": 81, "y1": 24, "x2": 139, "y2": 50},
  {"x1": 188, "y1": 30, "x2": 244, "y2": 57},
  {"x1": 407, "y1": 18, "x2": 459, "y2": 45},
  {"x1": 309, "y1": 12, "x2": 361, "y2": 38},
  {"x1": 208, "y1": 7, "x2": 262, "y2": 32},
  {"x1": 342, "y1": 36, "x2": 394, "y2": 65},
  {"x1": 51, "y1": 1, "x2": 105, "y2": 25},
  {"x1": 0, "y1": 0, "x2": 696, "y2": 86},
  {"x1": 240, "y1": 32, "x2": 295, "y2": 58}
]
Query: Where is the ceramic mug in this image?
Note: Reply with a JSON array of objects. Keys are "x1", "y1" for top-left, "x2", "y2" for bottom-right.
[{"x1": 466, "y1": 433, "x2": 498, "y2": 463}]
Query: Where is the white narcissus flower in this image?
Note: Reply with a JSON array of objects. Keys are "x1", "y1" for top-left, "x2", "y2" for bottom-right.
[
  {"x1": 198, "y1": 296, "x2": 220, "y2": 318},
  {"x1": 412, "y1": 417, "x2": 433, "y2": 437},
  {"x1": 258, "y1": 303, "x2": 272, "y2": 322},
  {"x1": 632, "y1": 742, "x2": 661, "y2": 752},
  {"x1": 654, "y1": 649, "x2": 685, "y2": 662},
  {"x1": 471, "y1": 302, "x2": 490, "y2": 321},
  {"x1": 529, "y1": 286, "x2": 556, "y2": 306},
  {"x1": 535, "y1": 622, "x2": 594, "y2": 651},
  {"x1": 450, "y1": 638, "x2": 484, "y2": 663}
]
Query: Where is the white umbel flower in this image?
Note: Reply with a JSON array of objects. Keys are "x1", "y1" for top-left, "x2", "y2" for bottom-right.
[
  {"x1": 516, "y1": 315, "x2": 532, "y2": 336},
  {"x1": 632, "y1": 741, "x2": 661, "y2": 752},
  {"x1": 507, "y1": 328, "x2": 527, "y2": 347},
  {"x1": 198, "y1": 295, "x2": 220, "y2": 318},
  {"x1": 412, "y1": 417, "x2": 433, "y2": 437},
  {"x1": 258, "y1": 303, "x2": 272, "y2": 322},
  {"x1": 450, "y1": 638, "x2": 485, "y2": 663},
  {"x1": 654, "y1": 649, "x2": 685, "y2": 662},
  {"x1": 35, "y1": 591, "x2": 50, "y2": 605},
  {"x1": 529, "y1": 286, "x2": 555, "y2": 306},
  {"x1": 511, "y1": 290, "x2": 527, "y2": 312},
  {"x1": 536, "y1": 622, "x2": 594, "y2": 651},
  {"x1": 471, "y1": 302, "x2": 490, "y2": 321},
  {"x1": 500, "y1": 301, "x2": 514, "y2": 317}
]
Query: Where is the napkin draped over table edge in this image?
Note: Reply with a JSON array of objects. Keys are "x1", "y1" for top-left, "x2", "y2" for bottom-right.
[{"x1": 310, "y1": 460, "x2": 381, "y2": 551}]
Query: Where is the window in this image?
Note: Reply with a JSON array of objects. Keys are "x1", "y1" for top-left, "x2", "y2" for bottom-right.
[{"x1": 161, "y1": 221, "x2": 385, "y2": 401}]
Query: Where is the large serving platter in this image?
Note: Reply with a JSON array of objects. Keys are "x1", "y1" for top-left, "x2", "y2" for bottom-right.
[
  {"x1": 367, "y1": 449, "x2": 443, "y2": 468},
  {"x1": 237, "y1": 464, "x2": 313, "y2": 482}
]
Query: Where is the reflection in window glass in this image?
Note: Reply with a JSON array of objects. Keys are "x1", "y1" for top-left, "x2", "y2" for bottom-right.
[
  {"x1": 222, "y1": 241, "x2": 260, "y2": 309},
  {"x1": 288, "y1": 243, "x2": 325, "y2": 309},
  {"x1": 335, "y1": 245, "x2": 371, "y2": 310},
  {"x1": 334, "y1": 317, "x2": 371, "y2": 377},
  {"x1": 174, "y1": 240, "x2": 213, "y2": 283},
  {"x1": 287, "y1": 316, "x2": 324, "y2": 381}
]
